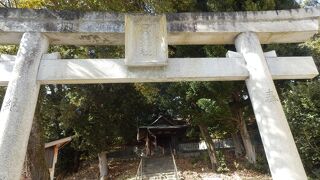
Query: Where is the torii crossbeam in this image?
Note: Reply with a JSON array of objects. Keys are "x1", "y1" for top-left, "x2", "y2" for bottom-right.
[{"x1": 0, "y1": 8, "x2": 319, "y2": 180}]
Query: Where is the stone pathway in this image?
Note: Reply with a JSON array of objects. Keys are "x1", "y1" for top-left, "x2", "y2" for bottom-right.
[{"x1": 141, "y1": 156, "x2": 178, "y2": 180}]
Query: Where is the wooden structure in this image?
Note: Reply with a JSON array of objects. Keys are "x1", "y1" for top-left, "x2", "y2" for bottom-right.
[
  {"x1": 44, "y1": 137, "x2": 72, "y2": 180},
  {"x1": 137, "y1": 116, "x2": 188, "y2": 156}
]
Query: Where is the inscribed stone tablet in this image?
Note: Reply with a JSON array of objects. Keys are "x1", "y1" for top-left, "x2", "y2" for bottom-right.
[{"x1": 125, "y1": 15, "x2": 168, "y2": 66}]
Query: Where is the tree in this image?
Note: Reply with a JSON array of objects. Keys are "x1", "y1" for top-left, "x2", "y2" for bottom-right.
[
  {"x1": 170, "y1": 43, "x2": 258, "y2": 166},
  {"x1": 278, "y1": 32, "x2": 320, "y2": 177},
  {"x1": 0, "y1": 87, "x2": 5, "y2": 105},
  {"x1": 229, "y1": 86, "x2": 256, "y2": 164},
  {"x1": 22, "y1": 91, "x2": 50, "y2": 180},
  {"x1": 157, "y1": 81, "x2": 236, "y2": 171},
  {"x1": 282, "y1": 81, "x2": 320, "y2": 177},
  {"x1": 265, "y1": 21, "x2": 320, "y2": 177},
  {"x1": 300, "y1": 0, "x2": 320, "y2": 7}
]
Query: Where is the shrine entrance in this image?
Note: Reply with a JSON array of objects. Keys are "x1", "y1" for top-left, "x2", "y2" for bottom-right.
[
  {"x1": 137, "y1": 116, "x2": 188, "y2": 156},
  {"x1": 0, "y1": 7, "x2": 319, "y2": 180}
]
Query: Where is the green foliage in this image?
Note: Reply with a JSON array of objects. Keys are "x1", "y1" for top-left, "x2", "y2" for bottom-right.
[
  {"x1": 269, "y1": 28, "x2": 320, "y2": 178},
  {"x1": 206, "y1": 0, "x2": 298, "y2": 11},
  {"x1": 15, "y1": 0, "x2": 197, "y2": 13},
  {"x1": 302, "y1": 35, "x2": 320, "y2": 70},
  {"x1": 254, "y1": 154, "x2": 270, "y2": 173},
  {"x1": 17, "y1": 0, "x2": 45, "y2": 8},
  {"x1": 300, "y1": 0, "x2": 320, "y2": 7},
  {"x1": 216, "y1": 150, "x2": 230, "y2": 172},
  {"x1": 0, "y1": 45, "x2": 17, "y2": 107},
  {"x1": 190, "y1": 152, "x2": 210, "y2": 166},
  {"x1": 0, "y1": 45, "x2": 18, "y2": 55},
  {"x1": 41, "y1": 83, "x2": 152, "y2": 157},
  {"x1": 282, "y1": 81, "x2": 320, "y2": 177},
  {"x1": 0, "y1": 87, "x2": 5, "y2": 105}
]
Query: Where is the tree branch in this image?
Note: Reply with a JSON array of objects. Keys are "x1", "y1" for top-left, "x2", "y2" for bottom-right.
[{"x1": 0, "y1": 1, "x2": 8, "y2": 7}]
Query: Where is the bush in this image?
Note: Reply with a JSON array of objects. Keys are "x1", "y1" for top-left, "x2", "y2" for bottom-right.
[{"x1": 216, "y1": 150, "x2": 230, "y2": 173}]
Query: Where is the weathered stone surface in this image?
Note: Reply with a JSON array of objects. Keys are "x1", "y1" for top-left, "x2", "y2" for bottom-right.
[
  {"x1": 0, "y1": 52, "x2": 60, "y2": 61},
  {"x1": 0, "y1": 60, "x2": 14, "y2": 85},
  {"x1": 0, "y1": 32, "x2": 48, "y2": 180},
  {"x1": 0, "y1": 54, "x2": 16, "y2": 61},
  {"x1": 267, "y1": 57, "x2": 318, "y2": 79},
  {"x1": 42, "y1": 52, "x2": 61, "y2": 60},
  {"x1": 227, "y1": 51, "x2": 318, "y2": 79},
  {"x1": 0, "y1": 53, "x2": 61, "y2": 86},
  {"x1": 264, "y1": 50, "x2": 277, "y2": 57},
  {"x1": 0, "y1": 56, "x2": 317, "y2": 85},
  {"x1": 125, "y1": 15, "x2": 167, "y2": 66},
  {"x1": 0, "y1": 7, "x2": 319, "y2": 45},
  {"x1": 236, "y1": 32, "x2": 307, "y2": 180},
  {"x1": 37, "y1": 58, "x2": 248, "y2": 84}
]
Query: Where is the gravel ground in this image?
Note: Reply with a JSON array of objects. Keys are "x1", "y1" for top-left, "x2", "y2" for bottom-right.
[
  {"x1": 61, "y1": 156, "x2": 271, "y2": 180},
  {"x1": 175, "y1": 157, "x2": 271, "y2": 180}
]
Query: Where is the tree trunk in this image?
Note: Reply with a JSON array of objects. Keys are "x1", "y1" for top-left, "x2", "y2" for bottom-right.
[
  {"x1": 21, "y1": 107, "x2": 50, "y2": 180},
  {"x1": 239, "y1": 118, "x2": 256, "y2": 164},
  {"x1": 71, "y1": 150, "x2": 81, "y2": 173},
  {"x1": 198, "y1": 123, "x2": 218, "y2": 171},
  {"x1": 231, "y1": 132, "x2": 244, "y2": 158},
  {"x1": 230, "y1": 91, "x2": 256, "y2": 164},
  {"x1": 98, "y1": 152, "x2": 108, "y2": 180},
  {"x1": 146, "y1": 134, "x2": 151, "y2": 156}
]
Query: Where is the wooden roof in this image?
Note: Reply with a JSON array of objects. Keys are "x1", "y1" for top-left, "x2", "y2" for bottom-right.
[{"x1": 45, "y1": 136, "x2": 72, "y2": 149}]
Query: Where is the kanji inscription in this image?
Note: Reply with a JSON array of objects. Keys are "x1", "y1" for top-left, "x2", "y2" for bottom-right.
[
  {"x1": 125, "y1": 15, "x2": 168, "y2": 66},
  {"x1": 264, "y1": 88, "x2": 279, "y2": 103}
]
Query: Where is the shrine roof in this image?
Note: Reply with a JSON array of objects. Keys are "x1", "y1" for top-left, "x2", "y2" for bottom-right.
[
  {"x1": 45, "y1": 136, "x2": 72, "y2": 149},
  {"x1": 138, "y1": 125, "x2": 188, "y2": 129},
  {"x1": 138, "y1": 116, "x2": 188, "y2": 131}
]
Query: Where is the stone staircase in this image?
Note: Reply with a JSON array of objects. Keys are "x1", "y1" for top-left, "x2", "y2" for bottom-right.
[{"x1": 139, "y1": 156, "x2": 178, "y2": 180}]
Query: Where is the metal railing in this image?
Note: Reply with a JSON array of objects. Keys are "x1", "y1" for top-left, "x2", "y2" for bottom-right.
[
  {"x1": 135, "y1": 158, "x2": 143, "y2": 180},
  {"x1": 170, "y1": 147, "x2": 179, "y2": 180}
]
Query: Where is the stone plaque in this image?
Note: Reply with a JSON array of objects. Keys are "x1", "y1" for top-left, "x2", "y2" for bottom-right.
[{"x1": 125, "y1": 15, "x2": 168, "y2": 66}]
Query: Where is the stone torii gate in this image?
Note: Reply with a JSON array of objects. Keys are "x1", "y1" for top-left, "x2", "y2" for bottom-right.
[{"x1": 0, "y1": 8, "x2": 319, "y2": 180}]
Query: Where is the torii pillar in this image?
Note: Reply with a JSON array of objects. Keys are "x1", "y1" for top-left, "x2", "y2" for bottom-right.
[
  {"x1": 0, "y1": 8, "x2": 318, "y2": 180},
  {"x1": 0, "y1": 32, "x2": 48, "y2": 180},
  {"x1": 235, "y1": 32, "x2": 307, "y2": 180}
]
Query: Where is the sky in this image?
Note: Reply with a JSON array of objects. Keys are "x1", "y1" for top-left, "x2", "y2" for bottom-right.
[{"x1": 296, "y1": 0, "x2": 320, "y2": 4}]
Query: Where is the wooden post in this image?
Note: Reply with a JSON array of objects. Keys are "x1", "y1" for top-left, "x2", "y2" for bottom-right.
[
  {"x1": 239, "y1": 117, "x2": 256, "y2": 164},
  {"x1": 0, "y1": 32, "x2": 48, "y2": 180},
  {"x1": 231, "y1": 133, "x2": 244, "y2": 158},
  {"x1": 50, "y1": 146, "x2": 59, "y2": 180},
  {"x1": 98, "y1": 151, "x2": 108, "y2": 180}
]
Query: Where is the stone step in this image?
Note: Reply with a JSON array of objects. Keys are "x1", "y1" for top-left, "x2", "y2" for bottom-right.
[
  {"x1": 140, "y1": 155, "x2": 178, "y2": 180},
  {"x1": 144, "y1": 172, "x2": 175, "y2": 176},
  {"x1": 144, "y1": 175, "x2": 177, "y2": 180}
]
